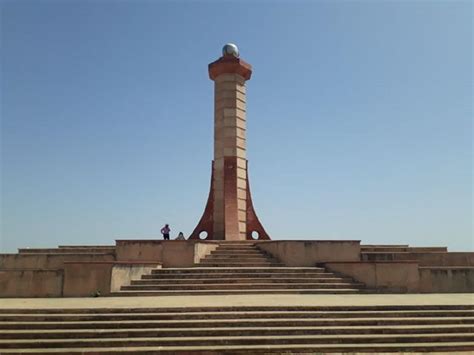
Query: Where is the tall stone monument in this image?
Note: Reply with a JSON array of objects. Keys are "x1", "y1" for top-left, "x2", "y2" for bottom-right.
[{"x1": 189, "y1": 44, "x2": 270, "y2": 241}]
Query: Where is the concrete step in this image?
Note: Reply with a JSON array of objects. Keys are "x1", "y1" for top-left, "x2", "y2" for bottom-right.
[
  {"x1": 120, "y1": 283, "x2": 365, "y2": 291},
  {"x1": 198, "y1": 258, "x2": 276, "y2": 262},
  {"x1": 113, "y1": 289, "x2": 363, "y2": 296},
  {"x1": 206, "y1": 253, "x2": 268, "y2": 259},
  {"x1": 3, "y1": 310, "x2": 472, "y2": 322},
  {"x1": 199, "y1": 260, "x2": 278, "y2": 265},
  {"x1": 201, "y1": 255, "x2": 274, "y2": 263},
  {"x1": 206, "y1": 255, "x2": 270, "y2": 260},
  {"x1": 3, "y1": 316, "x2": 473, "y2": 330},
  {"x1": 211, "y1": 249, "x2": 264, "y2": 253},
  {"x1": 1, "y1": 305, "x2": 471, "y2": 314},
  {"x1": 198, "y1": 263, "x2": 284, "y2": 267},
  {"x1": 1, "y1": 342, "x2": 472, "y2": 353},
  {"x1": 150, "y1": 267, "x2": 327, "y2": 274},
  {"x1": 196, "y1": 265, "x2": 288, "y2": 269},
  {"x1": 2, "y1": 324, "x2": 473, "y2": 339},
  {"x1": 210, "y1": 249, "x2": 262, "y2": 253},
  {"x1": 198, "y1": 259, "x2": 277, "y2": 263},
  {"x1": 1, "y1": 333, "x2": 474, "y2": 349},
  {"x1": 219, "y1": 240, "x2": 255, "y2": 246},
  {"x1": 198, "y1": 242, "x2": 284, "y2": 268},
  {"x1": 133, "y1": 278, "x2": 354, "y2": 284},
  {"x1": 142, "y1": 272, "x2": 337, "y2": 279},
  {"x1": 211, "y1": 251, "x2": 262, "y2": 255},
  {"x1": 216, "y1": 243, "x2": 257, "y2": 245}
]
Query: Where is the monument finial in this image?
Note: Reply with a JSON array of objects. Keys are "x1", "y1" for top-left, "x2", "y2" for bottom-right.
[{"x1": 222, "y1": 43, "x2": 239, "y2": 58}]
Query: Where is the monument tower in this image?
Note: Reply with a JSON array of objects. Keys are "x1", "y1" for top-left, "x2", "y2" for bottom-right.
[{"x1": 189, "y1": 44, "x2": 270, "y2": 241}]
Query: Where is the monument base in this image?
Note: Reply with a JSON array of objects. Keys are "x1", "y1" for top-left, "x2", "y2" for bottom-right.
[
  {"x1": 1, "y1": 239, "x2": 473, "y2": 297},
  {"x1": 188, "y1": 160, "x2": 270, "y2": 241}
]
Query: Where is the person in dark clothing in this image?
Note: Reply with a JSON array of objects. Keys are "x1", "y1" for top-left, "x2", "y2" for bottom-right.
[{"x1": 161, "y1": 224, "x2": 171, "y2": 240}]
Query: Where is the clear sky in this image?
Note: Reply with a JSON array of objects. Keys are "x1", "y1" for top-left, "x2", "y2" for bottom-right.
[{"x1": 1, "y1": 0, "x2": 472, "y2": 252}]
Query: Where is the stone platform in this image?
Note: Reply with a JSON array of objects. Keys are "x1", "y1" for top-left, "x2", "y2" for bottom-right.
[
  {"x1": 1, "y1": 241, "x2": 473, "y2": 353},
  {"x1": 1, "y1": 240, "x2": 473, "y2": 297},
  {"x1": 1, "y1": 293, "x2": 472, "y2": 309}
]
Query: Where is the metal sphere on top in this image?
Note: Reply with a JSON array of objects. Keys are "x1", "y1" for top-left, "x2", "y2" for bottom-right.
[{"x1": 222, "y1": 43, "x2": 239, "y2": 58}]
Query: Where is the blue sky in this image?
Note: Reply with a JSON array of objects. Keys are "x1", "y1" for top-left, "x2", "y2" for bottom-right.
[{"x1": 1, "y1": 0, "x2": 472, "y2": 252}]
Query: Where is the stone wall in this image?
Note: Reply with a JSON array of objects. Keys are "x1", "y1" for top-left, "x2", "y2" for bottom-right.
[
  {"x1": 110, "y1": 264, "x2": 160, "y2": 292},
  {"x1": 194, "y1": 243, "x2": 219, "y2": 264},
  {"x1": 256, "y1": 240, "x2": 361, "y2": 266},
  {"x1": 0, "y1": 253, "x2": 115, "y2": 269},
  {"x1": 325, "y1": 261, "x2": 420, "y2": 293},
  {"x1": 419, "y1": 267, "x2": 474, "y2": 293},
  {"x1": 63, "y1": 262, "x2": 114, "y2": 297},
  {"x1": 115, "y1": 240, "x2": 220, "y2": 267},
  {"x1": 0, "y1": 269, "x2": 63, "y2": 297},
  {"x1": 361, "y1": 251, "x2": 474, "y2": 266},
  {"x1": 63, "y1": 261, "x2": 161, "y2": 297}
]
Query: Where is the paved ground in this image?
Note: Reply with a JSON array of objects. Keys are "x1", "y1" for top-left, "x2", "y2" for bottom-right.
[{"x1": 1, "y1": 293, "x2": 472, "y2": 309}]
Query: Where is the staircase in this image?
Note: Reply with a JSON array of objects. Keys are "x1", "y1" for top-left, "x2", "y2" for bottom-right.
[
  {"x1": 199, "y1": 242, "x2": 283, "y2": 267},
  {"x1": 115, "y1": 242, "x2": 365, "y2": 296},
  {"x1": 1, "y1": 305, "x2": 473, "y2": 353}
]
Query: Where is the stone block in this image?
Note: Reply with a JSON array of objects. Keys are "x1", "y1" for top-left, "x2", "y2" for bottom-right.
[
  {"x1": 215, "y1": 90, "x2": 246, "y2": 102},
  {"x1": 223, "y1": 147, "x2": 246, "y2": 158},
  {"x1": 217, "y1": 81, "x2": 246, "y2": 94},
  {"x1": 222, "y1": 136, "x2": 238, "y2": 147},
  {"x1": 214, "y1": 73, "x2": 245, "y2": 84},
  {"x1": 236, "y1": 137, "x2": 246, "y2": 149},
  {"x1": 213, "y1": 208, "x2": 224, "y2": 221},
  {"x1": 237, "y1": 199, "x2": 246, "y2": 212},
  {"x1": 236, "y1": 117, "x2": 246, "y2": 129},
  {"x1": 237, "y1": 157, "x2": 247, "y2": 169},
  {"x1": 237, "y1": 187, "x2": 246, "y2": 199},
  {"x1": 237, "y1": 177, "x2": 247, "y2": 189},
  {"x1": 223, "y1": 108, "x2": 246, "y2": 120},
  {"x1": 214, "y1": 189, "x2": 224, "y2": 201},
  {"x1": 214, "y1": 158, "x2": 224, "y2": 170},
  {"x1": 215, "y1": 98, "x2": 245, "y2": 111},
  {"x1": 238, "y1": 209, "x2": 246, "y2": 222},
  {"x1": 237, "y1": 167, "x2": 247, "y2": 179},
  {"x1": 236, "y1": 147, "x2": 246, "y2": 158},
  {"x1": 236, "y1": 127, "x2": 246, "y2": 139}
]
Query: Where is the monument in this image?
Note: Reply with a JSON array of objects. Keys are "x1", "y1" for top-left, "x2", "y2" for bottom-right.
[
  {"x1": 189, "y1": 43, "x2": 270, "y2": 241},
  {"x1": 0, "y1": 44, "x2": 472, "y2": 299},
  {"x1": 1, "y1": 41, "x2": 473, "y2": 354}
]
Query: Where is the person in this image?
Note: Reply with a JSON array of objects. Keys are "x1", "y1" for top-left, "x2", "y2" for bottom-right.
[
  {"x1": 176, "y1": 232, "x2": 185, "y2": 240},
  {"x1": 161, "y1": 224, "x2": 171, "y2": 240}
]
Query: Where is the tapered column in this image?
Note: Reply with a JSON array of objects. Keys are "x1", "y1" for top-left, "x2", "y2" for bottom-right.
[
  {"x1": 213, "y1": 73, "x2": 248, "y2": 240},
  {"x1": 189, "y1": 44, "x2": 270, "y2": 241}
]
